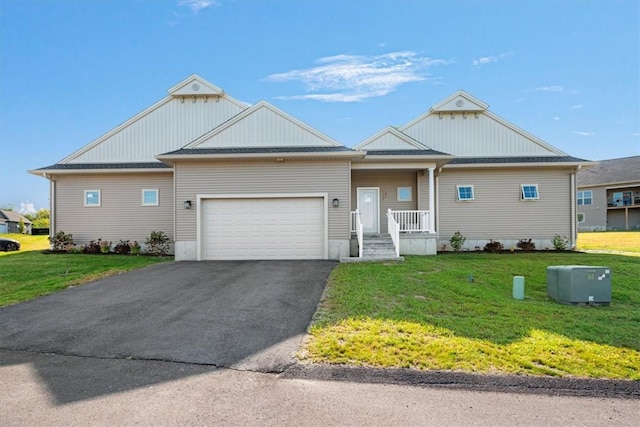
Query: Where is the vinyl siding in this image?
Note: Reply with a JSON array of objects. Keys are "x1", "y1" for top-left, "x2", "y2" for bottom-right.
[
  {"x1": 54, "y1": 173, "x2": 173, "y2": 244},
  {"x1": 438, "y1": 168, "x2": 572, "y2": 241},
  {"x1": 352, "y1": 170, "x2": 428, "y2": 232},
  {"x1": 362, "y1": 132, "x2": 421, "y2": 150},
  {"x1": 175, "y1": 160, "x2": 350, "y2": 241},
  {"x1": 577, "y1": 185, "x2": 607, "y2": 230},
  {"x1": 402, "y1": 113, "x2": 558, "y2": 157},
  {"x1": 68, "y1": 97, "x2": 244, "y2": 163}
]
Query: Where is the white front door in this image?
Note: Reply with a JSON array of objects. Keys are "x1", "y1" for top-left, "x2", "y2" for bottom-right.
[{"x1": 357, "y1": 188, "x2": 379, "y2": 234}]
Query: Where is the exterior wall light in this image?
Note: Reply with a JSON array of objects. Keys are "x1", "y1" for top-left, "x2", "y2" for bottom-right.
[
  {"x1": 184, "y1": 200, "x2": 192, "y2": 209},
  {"x1": 332, "y1": 198, "x2": 340, "y2": 208}
]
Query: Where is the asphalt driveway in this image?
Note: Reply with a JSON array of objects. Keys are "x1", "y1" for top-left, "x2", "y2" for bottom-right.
[{"x1": 0, "y1": 260, "x2": 337, "y2": 372}]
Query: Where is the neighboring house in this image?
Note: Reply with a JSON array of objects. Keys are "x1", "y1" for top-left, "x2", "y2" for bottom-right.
[
  {"x1": 30, "y1": 75, "x2": 592, "y2": 260},
  {"x1": 0, "y1": 209, "x2": 32, "y2": 234},
  {"x1": 576, "y1": 156, "x2": 640, "y2": 231}
]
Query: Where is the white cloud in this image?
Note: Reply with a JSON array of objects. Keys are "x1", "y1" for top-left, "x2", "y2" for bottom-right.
[
  {"x1": 178, "y1": 0, "x2": 218, "y2": 13},
  {"x1": 472, "y1": 52, "x2": 512, "y2": 67},
  {"x1": 267, "y1": 51, "x2": 453, "y2": 103},
  {"x1": 570, "y1": 104, "x2": 583, "y2": 110},
  {"x1": 19, "y1": 201, "x2": 36, "y2": 215},
  {"x1": 572, "y1": 131, "x2": 595, "y2": 136},
  {"x1": 554, "y1": 116, "x2": 560, "y2": 121},
  {"x1": 533, "y1": 85, "x2": 565, "y2": 92}
]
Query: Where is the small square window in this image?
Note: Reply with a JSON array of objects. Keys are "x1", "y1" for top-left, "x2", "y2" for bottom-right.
[
  {"x1": 577, "y1": 190, "x2": 592, "y2": 206},
  {"x1": 521, "y1": 184, "x2": 539, "y2": 200},
  {"x1": 397, "y1": 187, "x2": 412, "y2": 202},
  {"x1": 577, "y1": 212, "x2": 585, "y2": 223},
  {"x1": 84, "y1": 190, "x2": 101, "y2": 207},
  {"x1": 456, "y1": 185, "x2": 474, "y2": 201},
  {"x1": 142, "y1": 189, "x2": 159, "y2": 206}
]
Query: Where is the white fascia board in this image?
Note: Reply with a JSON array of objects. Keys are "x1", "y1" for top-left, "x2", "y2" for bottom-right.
[
  {"x1": 444, "y1": 161, "x2": 596, "y2": 169},
  {"x1": 58, "y1": 96, "x2": 173, "y2": 164},
  {"x1": 156, "y1": 151, "x2": 366, "y2": 161},
  {"x1": 483, "y1": 111, "x2": 568, "y2": 156},
  {"x1": 354, "y1": 126, "x2": 429, "y2": 150},
  {"x1": 351, "y1": 162, "x2": 438, "y2": 170},
  {"x1": 28, "y1": 168, "x2": 173, "y2": 176},
  {"x1": 183, "y1": 101, "x2": 343, "y2": 149}
]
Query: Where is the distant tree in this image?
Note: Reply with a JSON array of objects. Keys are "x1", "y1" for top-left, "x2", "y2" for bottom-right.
[
  {"x1": 18, "y1": 218, "x2": 25, "y2": 233},
  {"x1": 25, "y1": 209, "x2": 50, "y2": 228},
  {"x1": 0, "y1": 205, "x2": 14, "y2": 212}
]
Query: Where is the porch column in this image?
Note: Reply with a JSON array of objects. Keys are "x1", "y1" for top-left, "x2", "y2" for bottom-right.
[{"x1": 428, "y1": 167, "x2": 435, "y2": 233}]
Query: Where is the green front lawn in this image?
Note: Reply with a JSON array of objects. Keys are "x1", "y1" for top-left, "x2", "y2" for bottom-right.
[
  {"x1": 304, "y1": 253, "x2": 640, "y2": 380},
  {"x1": 0, "y1": 251, "x2": 170, "y2": 306}
]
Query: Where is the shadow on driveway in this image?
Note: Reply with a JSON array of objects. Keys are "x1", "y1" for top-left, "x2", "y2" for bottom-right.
[{"x1": 0, "y1": 260, "x2": 336, "y2": 403}]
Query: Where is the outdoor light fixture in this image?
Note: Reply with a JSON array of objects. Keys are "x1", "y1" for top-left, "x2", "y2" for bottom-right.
[
  {"x1": 332, "y1": 198, "x2": 340, "y2": 208},
  {"x1": 184, "y1": 200, "x2": 192, "y2": 209}
]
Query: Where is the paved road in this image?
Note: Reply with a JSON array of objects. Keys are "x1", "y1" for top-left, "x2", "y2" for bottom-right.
[
  {"x1": 1, "y1": 350, "x2": 638, "y2": 426},
  {"x1": 0, "y1": 260, "x2": 336, "y2": 372}
]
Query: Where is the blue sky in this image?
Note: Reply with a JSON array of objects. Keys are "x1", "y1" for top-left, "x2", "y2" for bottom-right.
[{"x1": 1, "y1": 0, "x2": 638, "y2": 213}]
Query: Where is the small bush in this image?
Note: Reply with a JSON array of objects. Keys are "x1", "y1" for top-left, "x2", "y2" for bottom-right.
[
  {"x1": 145, "y1": 231, "x2": 170, "y2": 256},
  {"x1": 484, "y1": 240, "x2": 504, "y2": 253},
  {"x1": 449, "y1": 231, "x2": 466, "y2": 252},
  {"x1": 49, "y1": 231, "x2": 74, "y2": 252},
  {"x1": 83, "y1": 240, "x2": 102, "y2": 254},
  {"x1": 100, "y1": 240, "x2": 112, "y2": 254},
  {"x1": 130, "y1": 241, "x2": 141, "y2": 255},
  {"x1": 516, "y1": 239, "x2": 536, "y2": 252},
  {"x1": 552, "y1": 234, "x2": 570, "y2": 251},
  {"x1": 69, "y1": 246, "x2": 82, "y2": 254},
  {"x1": 114, "y1": 240, "x2": 131, "y2": 254}
]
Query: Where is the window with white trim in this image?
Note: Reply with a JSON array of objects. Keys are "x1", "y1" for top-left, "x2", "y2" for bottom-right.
[
  {"x1": 397, "y1": 187, "x2": 412, "y2": 202},
  {"x1": 142, "y1": 189, "x2": 159, "y2": 206},
  {"x1": 84, "y1": 190, "x2": 101, "y2": 207},
  {"x1": 456, "y1": 185, "x2": 474, "y2": 201},
  {"x1": 577, "y1": 190, "x2": 592, "y2": 206},
  {"x1": 577, "y1": 212, "x2": 585, "y2": 223},
  {"x1": 521, "y1": 184, "x2": 539, "y2": 200}
]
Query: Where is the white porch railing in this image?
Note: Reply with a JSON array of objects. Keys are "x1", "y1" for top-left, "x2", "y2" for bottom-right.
[
  {"x1": 353, "y1": 210, "x2": 364, "y2": 258},
  {"x1": 386, "y1": 209, "x2": 400, "y2": 257},
  {"x1": 390, "y1": 210, "x2": 432, "y2": 233}
]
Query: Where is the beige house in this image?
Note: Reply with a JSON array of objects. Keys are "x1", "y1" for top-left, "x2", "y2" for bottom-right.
[
  {"x1": 576, "y1": 156, "x2": 640, "y2": 231},
  {"x1": 30, "y1": 75, "x2": 591, "y2": 260}
]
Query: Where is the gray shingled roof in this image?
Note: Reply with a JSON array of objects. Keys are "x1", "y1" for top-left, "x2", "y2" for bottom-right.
[
  {"x1": 0, "y1": 209, "x2": 32, "y2": 224},
  {"x1": 577, "y1": 155, "x2": 640, "y2": 186},
  {"x1": 449, "y1": 156, "x2": 590, "y2": 165},
  {"x1": 36, "y1": 162, "x2": 171, "y2": 170},
  {"x1": 161, "y1": 146, "x2": 357, "y2": 155},
  {"x1": 364, "y1": 149, "x2": 451, "y2": 156}
]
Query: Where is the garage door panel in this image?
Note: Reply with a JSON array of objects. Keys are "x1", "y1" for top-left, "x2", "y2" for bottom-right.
[{"x1": 202, "y1": 197, "x2": 325, "y2": 260}]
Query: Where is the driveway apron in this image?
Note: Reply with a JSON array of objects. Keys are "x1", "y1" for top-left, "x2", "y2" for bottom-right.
[{"x1": 0, "y1": 260, "x2": 337, "y2": 372}]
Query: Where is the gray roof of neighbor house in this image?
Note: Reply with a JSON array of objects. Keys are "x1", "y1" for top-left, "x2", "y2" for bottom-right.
[
  {"x1": 162, "y1": 146, "x2": 357, "y2": 155},
  {"x1": 363, "y1": 149, "x2": 451, "y2": 156},
  {"x1": 577, "y1": 155, "x2": 640, "y2": 187},
  {"x1": 0, "y1": 209, "x2": 32, "y2": 224}
]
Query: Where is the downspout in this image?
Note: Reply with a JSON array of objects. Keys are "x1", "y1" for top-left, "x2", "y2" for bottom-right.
[
  {"x1": 570, "y1": 171, "x2": 577, "y2": 249},
  {"x1": 45, "y1": 173, "x2": 55, "y2": 248}
]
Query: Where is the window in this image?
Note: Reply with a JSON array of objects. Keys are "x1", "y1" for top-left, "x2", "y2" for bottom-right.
[
  {"x1": 142, "y1": 189, "x2": 159, "y2": 206},
  {"x1": 521, "y1": 184, "x2": 539, "y2": 200},
  {"x1": 456, "y1": 185, "x2": 474, "y2": 201},
  {"x1": 577, "y1": 213, "x2": 585, "y2": 223},
  {"x1": 577, "y1": 190, "x2": 592, "y2": 206},
  {"x1": 397, "y1": 187, "x2": 412, "y2": 202},
  {"x1": 84, "y1": 190, "x2": 101, "y2": 207}
]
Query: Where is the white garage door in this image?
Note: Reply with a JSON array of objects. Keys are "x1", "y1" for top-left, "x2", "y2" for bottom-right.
[{"x1": 202, "y1": 197, "x2": 325, "y2": 260}]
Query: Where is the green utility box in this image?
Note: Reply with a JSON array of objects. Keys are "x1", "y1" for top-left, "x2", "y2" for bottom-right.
[{"x1": 547, "y1": 265, "x2": 611, "y2": 306}]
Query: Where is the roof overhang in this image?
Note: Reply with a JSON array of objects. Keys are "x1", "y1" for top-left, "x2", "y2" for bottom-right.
[
  {"x1": 29, "y1": 163, "x2": 173, "y2": 177},
  {"x1": 156, "y1": 148, "x2": 366, "y2": 165},
  {"x1": 444, "y1": 159, "x2": 597, "y2": 169}
]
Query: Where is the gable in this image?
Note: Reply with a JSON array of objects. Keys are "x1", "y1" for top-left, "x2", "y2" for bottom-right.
[
  {"x1": 401, "y1": 92, "x2": 565, "y2": 157},
  {"x1": 430, "y1": 90, "x2": 488, "y2": 112},
  {"x1": 185, "y1": 101, "x2": 342, "y2": 148},
  {"x1": 354, "y1": 127, "x2": 429, "y2": 151},
  {"x1": 61, "y1": 75, "x2": 247, "y2": 164}
]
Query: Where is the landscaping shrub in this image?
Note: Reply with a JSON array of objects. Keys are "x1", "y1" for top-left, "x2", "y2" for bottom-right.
[
  {"x1": 114, "y1": 240, "x2": 131, "y2": 254},
  {"x1": 145, "y1": 231, "x2": 170, "y2": 256},
  {"x1": 516, "y1": 238, "x2": 536, "y2": 252},
  {"x1": 130, "y1": 241, "x2": 142, "y2": 255},
  {"x1": 100, "y1": 240, "x2": 112, "y2": 254},
  {"x1": 49, "y1": 231, "x2": 74, "y2": 252},
  {"x1": 553, "y1": 234, "x2": 570, "y2": 251},
  {"x1": 449, "y1": 231, "x2": 466, "y2": 252},
  {"x1": 484, "y1": 240, "x2": 504, "y2": 253},
  {"x1": 83, "y1": 240, "x2": 102, "y2": 254}
]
